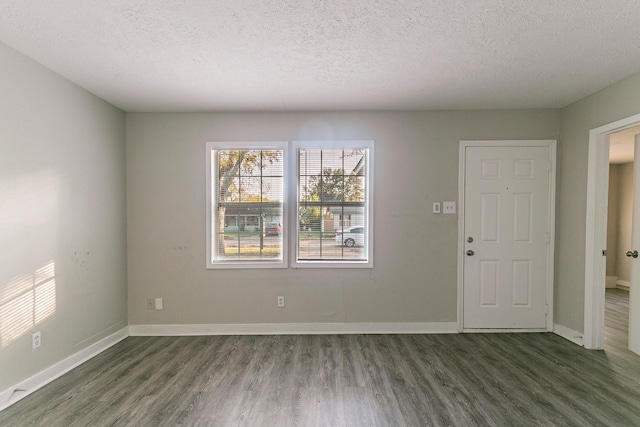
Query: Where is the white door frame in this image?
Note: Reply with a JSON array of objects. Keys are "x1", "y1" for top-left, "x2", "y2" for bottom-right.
[
  {"x1": 457, "y1": 140, "x2": 557, "y2": 332},
  {"x1": 584, "y1": 113, "x2": 640, "y2": 349}
]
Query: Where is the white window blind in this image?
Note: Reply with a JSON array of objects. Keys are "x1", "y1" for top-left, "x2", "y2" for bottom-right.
[
  {"x1": 206, "y1": 143, "x2": 286, "y2": 268},
  {"x1": 294, "y1": 142, "x2": 373, "y2": 267}
]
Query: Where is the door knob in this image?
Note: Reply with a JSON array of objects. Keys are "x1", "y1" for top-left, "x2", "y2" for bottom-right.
[
  {"x1": 626, "y1": 250, "x2": 638, "y2": 258},
  {"x1": 466, "y1": 250, "x2": 475, "y2": 256}
]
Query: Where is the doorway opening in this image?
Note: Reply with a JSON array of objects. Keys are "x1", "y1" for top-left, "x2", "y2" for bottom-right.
[{"x1": 584, "y1": 114, "x2": 640, "y2": 350}]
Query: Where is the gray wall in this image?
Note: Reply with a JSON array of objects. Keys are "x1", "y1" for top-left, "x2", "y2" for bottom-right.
[
  {"x1": 557, "y1": 72, "x2": 640, "y2": 332},
  {"x1": 606, "y1": 162, "x2": 633, "y2": 284},
  {"x1": 0, "y1": 42, "x2": 127, "y2": 391},
  {"x1": 616, "y1": 163, "x2": 634, "y2": 283},
  {"x1": 126, "y1": 110, "x2": 559, "y2": 326},
  {"x1": 607, "y1": 164, "x2": 620, "y2": 278}
]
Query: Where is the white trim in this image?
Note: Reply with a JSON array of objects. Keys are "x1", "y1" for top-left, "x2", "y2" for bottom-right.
[
  {"x1": 457, "y1": 142, "x2": 466, "y2": 332},
  {"x1": 547, "y1": 141, "x2": 558, "y2": 331},
  {"x1": 553, "y1": 324, "x2": 584, "y2": 347},
  {"x1": 463, "y1": 328, "x2": 547, "y2": 333},
  {"x1": 0, "y1": 327, "x2": 129, "y2": 412},
  {"x1": 584, "y1": 113, "x2": 640, "y2": 349},
  {"x1": 606, "y1": 276, "x2": 618, "y2": 288},
  {"x1": 129, "y1": 322, "x2": 458, "y2": 336},
  {"x1": 457, "y1": 140, "x2": 557, "y2": 332},
  {"x1": 584, "y1": 130, "x2": 611, "y2": 349}
]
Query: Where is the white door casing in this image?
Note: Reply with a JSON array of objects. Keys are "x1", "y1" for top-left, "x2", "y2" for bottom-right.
[
  {"x1": 458, "y1": 141, "x2": 556, "y2": 331},
  {"x1": 584, "y1": 113, "x2": 640, "y2": 350}
]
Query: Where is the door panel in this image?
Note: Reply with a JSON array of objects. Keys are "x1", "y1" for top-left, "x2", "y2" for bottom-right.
[
  {"x1": 513, "y1": 193, "x2": 532, "y2": 242},
  {"x1": 480, "y1": 260, "x2": 498, "y2": 305},
  {"x1": 463, "y1": 145, "x2": 551, "y2": 329},
  {"x1": 481, "y1": 194, "x2": 499, "y2": 241}
]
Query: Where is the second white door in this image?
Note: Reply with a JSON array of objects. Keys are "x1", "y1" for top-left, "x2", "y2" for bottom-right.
[{"x1": 627, "y1": 135, "x2": 640, "y2": 354}]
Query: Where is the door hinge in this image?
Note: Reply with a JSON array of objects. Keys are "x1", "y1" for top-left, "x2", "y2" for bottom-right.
[{"x1": 602, "y1": 249, "x2": 607, "y2": 256}]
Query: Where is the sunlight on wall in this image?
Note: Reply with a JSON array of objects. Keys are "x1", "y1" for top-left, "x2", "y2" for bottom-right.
[
  {"x1": 0, "y1": 261, "x2": 57, "y2": 348},
  {"x1": 0, "y1": 168, "x2": 60, "y2": 348}
]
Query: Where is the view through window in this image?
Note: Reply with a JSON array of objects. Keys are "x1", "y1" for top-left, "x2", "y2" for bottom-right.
[
  {"x1": 211, "y1": 147, "x2": 284, "y2": 263},
  {"x1": 297, "y1": 147, "x2": 369, "y2": 262},
  {"x1": 207, "y1": 141, "x2": 373, "y2": 268}
]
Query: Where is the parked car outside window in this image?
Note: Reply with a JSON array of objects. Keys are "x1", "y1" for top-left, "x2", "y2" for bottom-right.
[
  {"x1": 335, "y1": 226, "x2": 365, "y2": 247},
  {"x1": 265, "y1": 222, "x2": 281, "y2": 236}
]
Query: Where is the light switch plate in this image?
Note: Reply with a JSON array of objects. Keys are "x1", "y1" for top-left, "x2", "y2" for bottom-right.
[{"x1": 433, "y1": 202, "x2": 441, "y2": 214}]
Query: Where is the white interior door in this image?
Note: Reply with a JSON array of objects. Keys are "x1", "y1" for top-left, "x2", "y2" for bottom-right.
[
  {"x1": 462, "y1": 143, "x2": 553, "y2": 329},
  {"x1": 628, "y1": 135, "x2": 640, "y2": 354}
]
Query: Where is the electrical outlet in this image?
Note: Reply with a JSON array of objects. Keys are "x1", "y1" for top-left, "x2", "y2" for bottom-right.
[
  {"x1": 32, "y1": 331, "x2": 41, "y2": 350},
  {"x1": 277, "y1": 296, "x2": 285, "y2": 307},
  {"x1": 146, "y1": 298, "x2": 154, "y2": 309},
  {"x1": 155, "y1": 298, "x2": 163, "y2": 310},
  {"x1": 443, "y1": 201, "x2": 456, "y2": 214}
]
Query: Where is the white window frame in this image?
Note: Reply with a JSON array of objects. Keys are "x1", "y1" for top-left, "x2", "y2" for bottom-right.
[
  {"x1": 290, "y1": 140, "x2": 374, "y2": 269},
  {"x1": 206, "y1": 141, "x2": 289, "y2": 269}
]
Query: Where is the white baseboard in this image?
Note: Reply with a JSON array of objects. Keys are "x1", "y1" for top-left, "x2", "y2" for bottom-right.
[
  {"x1": 617, "y1": 280, "x2": 630, "y2": 291},
  {"x1": 606, "y1": 276, "x2": 618, "y2": 288},
  {"x1": 553, "y1": 324, "x2": 584, "y2": 346},
  {"x1": 463, "y1": 328, "x2": 547, "y2": 333},
  {"x1": 0, "y1": 327, "x2": 129, "y2": 412},
  {"x1": 129, "y1": 322, "x2": 459, "y2": 336}
]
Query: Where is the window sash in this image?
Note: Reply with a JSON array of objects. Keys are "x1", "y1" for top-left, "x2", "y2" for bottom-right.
[
  {"x1": 206, "y1": 142, "x2": 288, "y2": 269},
  {"x1": 292, "y1": 141, "x2": 373, "y2": 268}
]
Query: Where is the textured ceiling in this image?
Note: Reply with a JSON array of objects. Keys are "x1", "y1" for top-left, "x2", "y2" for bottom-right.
[{"x1": 1, "y1": 1, "x2": 640, "y2": 112}]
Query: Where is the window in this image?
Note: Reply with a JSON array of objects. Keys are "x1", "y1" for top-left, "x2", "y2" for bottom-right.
[
  {"x1": 293, "y1": 141, "x2": 373, "y2": 268},
  {"x1": 206, "y1": 140, "x2": 373, "y2": 268},
  {"x1": 206, "y1": 142, "x2": 287, "y2": 268}
]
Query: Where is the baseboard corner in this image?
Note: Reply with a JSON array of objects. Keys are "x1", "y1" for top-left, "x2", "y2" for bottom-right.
[
  {"x1": 553, "y1": 324, "x2": 584, "y2": 347},
  {"x1": 0, "y1": 326, "x2": 129, "y2": 412}
]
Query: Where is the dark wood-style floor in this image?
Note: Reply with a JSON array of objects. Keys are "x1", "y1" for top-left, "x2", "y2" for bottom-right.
[{"x1": 1, "y1": 290, "x2": 639, "y2": 426}]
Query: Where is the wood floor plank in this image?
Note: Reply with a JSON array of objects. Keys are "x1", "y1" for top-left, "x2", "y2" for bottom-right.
[
  {"x1": 1, "y1": 290, "x2": 640, "y2": 426},
  {"x1": 342, "y1": 386, "x2": 374, "y2": 427},
  {"x1": 313, "y1": 386, "x2": 346, "y2": 427},
  {"x1": 108, "y1": 395, "x2": 158, "y2": 427}
]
